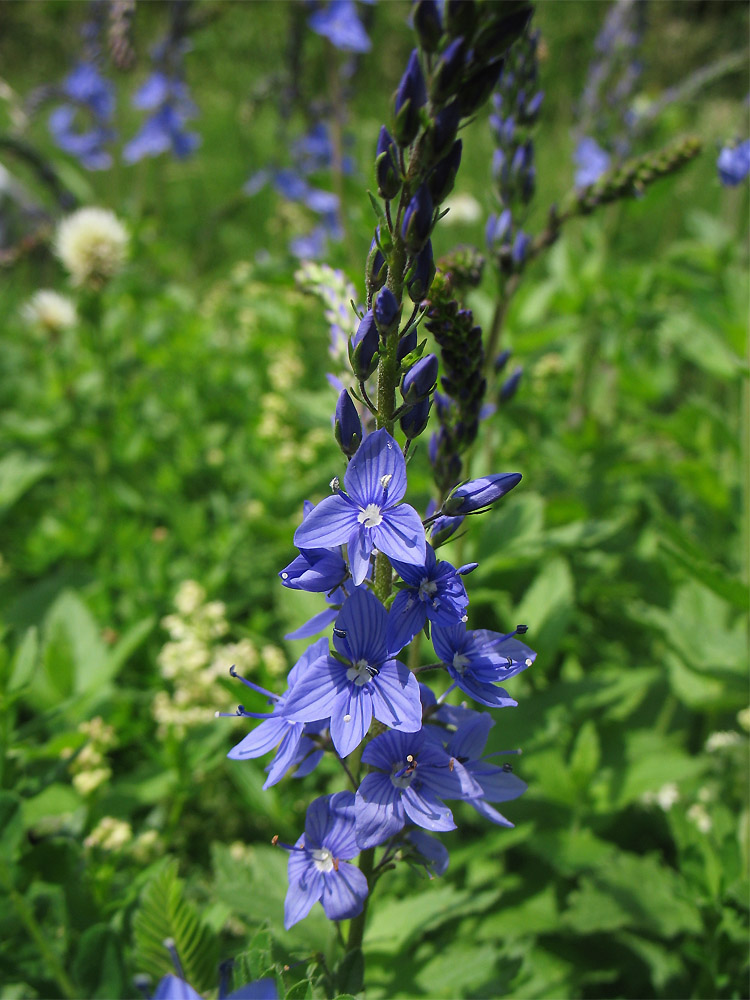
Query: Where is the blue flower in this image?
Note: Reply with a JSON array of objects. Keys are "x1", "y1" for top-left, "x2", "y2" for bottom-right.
[
  {"x1": 308, "y1": 0, "x2": 371, "y2": 53},
  {"x1": 225, "y1": 638, "x2": 329, "y2": 788},
  {"x1": 574, "y1": 136, "x2": 611, "y2": 188},
  {"x1": 48, "y1": 62, "x2": 115, "y2": 170},
  {"x1": 387, "y1": 544, "x2": 469, "y2": 653},
  {"x1": 282, "y1": 586, "x2": 422, "y2": 757},
  {"x1": 354, "y1": 727, "x2": 482, "y2": 848},
  {"x1": 154, "y1": 973, "x2": 277, "y2": 1000},
  {"x1": 717, "y1": 139, "x2": 750, "y2": 187},
  {"x1": 432, "y1": 624, "x2": 535, "y2": 706},
  {"x1": 124, "y1": 72, "x2": 200, "y2": 163},
  {"x1": 283, "y1": 791, "x2": 368, "y2": 928},
  {"x1": 280, "y1": 501, "x2": 348, "y2": 592},
  {"x1": 445, "y1": 712, "x2": 527, "y2": 827},
  {"x1": 294, "y1": 429, "x2": 426, "y2": 586}
]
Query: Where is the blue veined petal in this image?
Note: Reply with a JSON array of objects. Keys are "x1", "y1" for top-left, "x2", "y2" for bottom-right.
[
  {"x1": 225, "y1": 980, "x2": 278, "y2": 1000},
  {"x1": 333, "y1": 586, "x2": 388, "y2": 664},
  {"x1": 447, "y1": 712, "x2": 494, "y2": 760},
  {"x1": 467, "y1": 764, "x2": 527, "y2": 802},
  {"x1": 449, "y1": 671, "x2": 517, "y2": 708},
  {"x1": 153, "y1": 975, "x2": 203, "y2": 1000},
  {"x1": 284, "y1": 607, "x2": 337, "y2": 641},
  {"x1": 402, "y1": 785, "x2": 456, "y2": 831},
  {"x1": 369, "y1": 660, "x2": 422, "y2": 733},
  {"x1": 355, "y1": 772, "x2": 405, "y2": 849},
  {"x1": 329, "y1": 684, "x2": 373, "y2": 757},
  {"x1": 288, "y1": 637, "x2": 330, "y2": 688},
  {"x1": 320, "y1": 861, "x2": 369, "y2": 921},
  {"x1": 361, "y1": 727, "x2": 421, "y2": 770},
  {"x1": 284, "y1": 849, "x2": 324, "y2": 929},
  {"x1": 227, "y1": 717, "x2": 289, "y2": 759},
  {"x1": 432, "y1": 623, "x2": 467, "y2": 664},
  {"x1": 418, "y1": 757, "x2": 483, "y2": 800},
  {"x1": 292, "y1": 746, "x2": 324, "y2": 779},
  {"x1": 386, "y1": 588, "x2": 428, "y2": 655},
  {"x1": 263, "y1": 724, "x2": 307, "y2": 788},
  {"x1": 294, "y1": 494, "x2": 359, "y2": 550},
  {"x1": 283, "y1": 656, "x2": 346, "y2": 723},
  {"x1": 407, "y1": 829, "x2": 450, "y2": 877},
  {"x1": 344, "y1": 429, "x2": 407, "y2": 508},
  {"x1": 347, "y1": 523, "x2": 373, "y2": 587},
  {"x1": 371, "y1": 504, "x2": 426, "y2": 567},
  {"x1": 469, "y1": 797, "x2": 514, "y2": 828},
  {"x1": 305, "y1": 792, "x2": 340, "y2": 846},
  {"x1": 326, "y1": 793, "x2": 360, "y2": 859}
]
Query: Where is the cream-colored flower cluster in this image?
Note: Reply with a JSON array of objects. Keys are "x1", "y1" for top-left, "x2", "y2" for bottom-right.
[
  {"x1": 257, "y1": 346, "x2": 328, "y2": 466},
  {"x1": 67, "y1": 716, "x2": 116, "y2": 797},
  {"x1": 84, "y1": 816, "x2": 132, "y2": 851},
  {"x1": 54, "y1": 207, "x2": 129, "y2": 287},
  {"x1": 153, "y1": 580, "x2": 285, "y2": 739},
  {"x1": 22, "y1": 289, "x2": 78, "y2": 334}
]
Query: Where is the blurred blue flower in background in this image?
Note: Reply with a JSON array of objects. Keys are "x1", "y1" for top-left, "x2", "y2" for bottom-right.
[
  {"x1": 48, "y1": 62, "x2": 115, "y2": 170},
  {"x1": 717, "y1": 139, "x2": 750, "y2": 187},
  {"x1": 308, "y1": 0, "x2": 372, "y2": 53},
  {"x1": 124, "y1": 72, "x2": 200, "y2": 163}
]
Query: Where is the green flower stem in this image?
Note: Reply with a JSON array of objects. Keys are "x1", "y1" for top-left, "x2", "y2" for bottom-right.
[
  {"x1": 0, "y1": 860, "x2": 78, "y2": 1000},
  {"x1": 346, "y1": 846, "x2": 375, "y2": 954}
]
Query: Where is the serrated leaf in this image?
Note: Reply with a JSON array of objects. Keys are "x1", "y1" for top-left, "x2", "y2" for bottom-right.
[
  {"x1": 133, "y1": 860, "x2": 218, "y2": 993},
  {"x1": 513, "y1": 556, "x2": 574, "y2": 659}
]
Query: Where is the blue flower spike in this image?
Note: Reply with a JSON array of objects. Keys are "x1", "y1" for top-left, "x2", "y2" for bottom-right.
[
  {"x1": 294, "y1": 428, "x2": 426, "y2": 586},
  {"x1": 282, "y1": 587, "x2": 422, "y2": 757},
  {"x1": 282, "y1": 792, "x2": 369, "y2": 929}
]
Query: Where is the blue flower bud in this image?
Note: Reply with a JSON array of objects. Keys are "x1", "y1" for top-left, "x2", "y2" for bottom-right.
[
  {"x1": 400, "y1": 395, "x2": 432, "y2": 440},
  {"x1": 397, "y1": 326, "x2": 417, "y2": 362},
  {"x1": 445, "y1": 0, "x2": 476, "y2": 40},
  {"x1": 511, "y1": 230, "x2": 530, "y2": 269},
  {"x1": 334, "y1": 389, "x2": 363, "y2": 457},
  {"x1": 348, "y1": 309, "x2": 379, "y2": 380},
  {"x1": 472, "y1": 5, "x2": 532, "y2": 61},
  {"x1": 430, "y1": 512, "x2": 464, "y2": 547},
  {"x1": 485, "y1": 209, "x2": 512, "y2": 251},
  {"x1": 374, "y1": 287, "x2": 400, "y2": 333},
  {"x1": 717, "y1": 139, "x2": 750, "y2": 187},
  {"x1": 401, "y1": 183, "x2": 433, "y2": 253},
  {"x1": 443, "y1": 473, "x2": 522, "y2": 515},
  {"x1": 500, "y1": 365, "x2": 523, "y2": 403},
  {"x1": 393, "y1": 49, "x2": 427, "y2": 148},
  {"x1": 413, "y1": 0, "x2": 443, "y2": 53},
  {"x1": 521, "y1": 90, "x2": 544, "y2": 124},
  {"x1": 428, "y1": 139, "x2": 462, "y2": 204},
  {"x1": 494, "y1": 348, "x2": 512, "y2": 373},
  {"x1": 406, "y1": 239, "x2": 435, "y2": 303},
  {"x1": 366, "y1": 234, "x2": 387, "y2": 294},
  {"x1": 433, "y1": 390, "x2": 453, "y2": 419},
  {"x1": 432, "y1": 101, "x2": 461, "y2": 160},
  {"x1": 375, "y1": 126, "x2": 401, "y2": 200},
  {"x1": 401, "y1": 352, "x2": 438, "y2": 404},
  {"x1": 431, "y1": 37, "x2": 466, "y2": 105}
]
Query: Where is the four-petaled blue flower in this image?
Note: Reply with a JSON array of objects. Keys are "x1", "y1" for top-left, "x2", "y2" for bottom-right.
[
  {"x1": 284, "y1": 791, "x2": 368, "y2": 929},
  {"x1": 354, "y1": 727, "x2": 482, "y2": 849},
  {"x1": 308, "y1": 0, "x2": 372, "y2": 53},
  {"x1": 282, "y1": 586, "x2": 422, "y2": 757},
  {"x1": 294, "y1": 428, "x2": 426, "y2": 586},
  {"x1": 387, "y1": 543, "x2": 469, "y2": 653},
  {"x1": 432, "y1": 624, "x2": 536, "y2": 706}
]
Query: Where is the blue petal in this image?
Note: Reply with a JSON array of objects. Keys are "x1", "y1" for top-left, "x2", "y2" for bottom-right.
[
  {"x1": 402, "y1": 785, "x2": 455, "y2": 832},
  {"x1": 347, "y1": 524, "x2": 373, "y2": 587},
  {"x1": 470, "y1": 797, "x2": 515, "y2": 828},
  {"x1": 263, "y1": 725, "x2": 306, "y2": 788},
  {"x1": 284, "y1": 850, "x2": 323, "y2": 929},
  {"x1": 284, "y1": 607, "x2": 337, "y2": 641},
  {"x1": 407, "y1": 829, "x2": 450, "y2": 876},
  {"x1": 225, "y1": 980, "x2": 278, "y2": 1000},
  {"x1": 355, "y1": 772, "x2": 405, "y2": 848},
  {"x1": 450, "y1": 671, "x2": 517, "y2": 708},
  {"x1": 329, "y1": 684, "x2": 373, "y2": 757},
  {"x1": 344, "y1": 429, "x2": 407, "y2": 508},
  {"x1": 372, "y1": 504, "x2": 426, "y2": 567},
  {"x1": 447, "y1": 713, "x2": 494, "y2": 761},
  {"x1": 418, "y1": 759, "x2": 483, "y2": 800},
  {"x1": 432, "y1": 623, "x2": 467, "y2": 665},
  {"x1": 153, "y1": 976, "x2": 203, "y2": 1000},
  {"x1": 283, "y1": 657, "x2": 345, "y2": 723},
  {"x1": 228, "y1": 717, "x2": 289, "y2": 759},
  {"x1": 386, "y1": 589, "x2": 427, "y2": 655},
  {"x1": 369, "y1": 660, "x2": 422, "y2": 732},
  {"x1": 468, "y1": 764, "x2": 527, "y2": 802},
  {"x1": 294, "y1": 494, "x2": 359, "y2": 550},
  {"x1": 333, "y1": 586, "x2": 388, "y2": 664},
  {"x1": 320, "y1": 861, "x2": 369, "y2": 921},
  {"x1": 288, "y1": 637, "x2": 330, "y2": 688}
]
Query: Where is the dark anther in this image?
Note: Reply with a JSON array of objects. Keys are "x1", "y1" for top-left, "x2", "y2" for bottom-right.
[
  {"x1": 502, "y1": 763, "x2": 513, "y2": 773},
  {"x1": 229, "y1": 664, "x2": 239, "y2": 677},
  {"x1": 516, "y1": 624, "x2": 528, "y2": 634},
  {"x1": 505, "y1": 656, "x2": 513, "y2": 669},
  {"x1": 333, "y1": 627, "x2": 347, "y2": 638},
  {"x1": 366, "y1": 664, "x2": 380, "y2": 677}
]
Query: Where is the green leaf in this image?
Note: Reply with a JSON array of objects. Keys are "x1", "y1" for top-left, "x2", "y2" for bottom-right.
[
  {"x1": 285, "y1": 980, "x2": 313, "y2": 1000},
  {"x1": 334, "y1": 950, "x2": 363, "y2": 997},
  {"x1": 22, "y1": 784, "x2": 81, "y2": 831},
  {"x1": 7, "y1": 627, "x2": 38, "y2": 693},
  {"x1": 0, "y1": 452, "x2": 50, "y2": 520},
  {"x1": 513, "y1": 556, "x2": 574, "y2": 659},
  {"x1": 133, "y1": 859, "x2": 218, "y2": 993},
  {"x1": 40, "y1": 591, "x2": 109, "y2": 702},
  {"x1": 568, "y1": 720, "x2": 601, "y2": 790},
  {"x1": 71, "y1": 924, "x2": 126, "y2": 999},
  {"x1": 0, "y1": 791, "x2": 24, "y2": 862}
]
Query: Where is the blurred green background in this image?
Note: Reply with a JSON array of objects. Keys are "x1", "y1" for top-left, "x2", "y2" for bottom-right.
[{"x1": 0, "y1": 2, "x2": 747, "y2": 998}]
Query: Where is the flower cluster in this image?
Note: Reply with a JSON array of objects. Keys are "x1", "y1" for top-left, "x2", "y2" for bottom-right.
[
  {"x1": 54, "y1": 207, "x2": 129, "y2": 288},
  {"x1": 65, "y1": 716, "x2": 116, "y2": 797},
  {"x1": 221, "y1": 2, "x2": 536, "y2": 935}
]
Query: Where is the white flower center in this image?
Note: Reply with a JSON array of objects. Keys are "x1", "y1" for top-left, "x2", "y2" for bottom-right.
[
  {"x1": 310, "y1": 848, "x2": 334, "y2": 873},
  {"x1": 418, "y1": 577, "x2": 437, "y2": 601},
  {"x1": 452, "y1": 652, "x2": 470, "y2": 674},
  {"x1": 358, "y1": 503, "x2": 383, "y2": 528},
  {"x1": 347, "y1": 659, "x2": 373, "y2": 686}
]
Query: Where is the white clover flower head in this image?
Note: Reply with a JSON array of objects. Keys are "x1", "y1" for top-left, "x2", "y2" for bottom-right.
[
  {"x1": 687, "y1": 802, "x2": 712, "y2": 834},
  {"x1": 705, "y1": 730, "x2": 742, "y2": 753},
  {"x1": 55, "y1": 207, "x2": 129, "y2": 287},
  {"x1": 643, "y1": 781, "x2": 679, "y2": 811},
  {"x1": 22, "y1": 290, "x2": 77, "y2": 333}
]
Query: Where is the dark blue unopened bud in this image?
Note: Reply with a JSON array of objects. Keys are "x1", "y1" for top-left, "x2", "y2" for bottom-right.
[
  {"x1": 458, "y1": 57, "x2": 504, "y2": 117},
  {"x1": 492, "y1": 148, "x2": 509, "y2": 188},
  {"x1": 393, "y1": 50, "x2": 427, "y2": 147},
  {"x1": 433, "y1": 389, "x2": 453, "y2": 418},
  {"x1": 457, "y1": 562, "x2": 478, "y2": 576},
  {"x1": 374, "y1": 287, "x2": 400, "y2": 333},
  {"x1": 334, "y1": 389, "x2": 362, "y2": 457},
  {"x1": 401, "y1": 183, "x2": 433, "y2": 253},
  {"x1": 524, "y1": 91, "x2": 544, "y2": 122},
  {"x1": 413, "y1": 0, "x2": 442, "y2": 53},
  {"x1": 397, "y1": 326, "x2": 417, "y2": 362},
  {"x1": 375, "y1": 126, "x2": 401, "y2": 200},
  {"x1": 430, "y1": 512, "x2": 465, "y2": 547},
  {"x1": 348, "y1": 309, "x2": 379, "y2": 380},
  {"x1": 444, "y1": 472, "x2": 522, "y2": 515},
  {"x1": 500, "y1": 365, "x2": 523, "y2": 403},
  {"x1": 472, "y1": 5, "x2": 532, "y2": 61},
  {"x1": 401, "y1": 352, "x2": 438, "y2": 404},
  {"x1": 432, "y1": 101, "x2": 461, "y2": 160},
  {"x1": 400, "y1": 396, "x2": 432, "y2": 440},
  {"x1": 428, "y1": 139, "x2": 462, "y2": 204},
  {"x1": 406, "y1": 239, "x2": 435, "y2": 303},
  {"x1": 431, "y1": 36, "x2": 466, "y2": 105},
  {"x1": 494, "y1": 348, "x2": 512, "y2": 373},
  {"x1": 366, "y1": 235, "x2": 387, "y2": 294},
  {"x1": 511, "y1": 230, "x2": 530, "y2": 268},
  {"x1": 445, "y1": 0, "x2": 476, "y2": 40}
]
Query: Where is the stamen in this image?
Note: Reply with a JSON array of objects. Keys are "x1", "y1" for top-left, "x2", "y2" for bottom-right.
[
  {"x1": 502, "y1": 763, "x2": 514, "y2": 773},
  {"x1": 330, "y1": 476, "x2": 341, "y2": 492},
  {"x1": 163, "y1": 938, "x2": 184, "y2": 980},
  {"x1": 525, "y1": 658, "x2": 533, "y2": 667},
  {"x1": 333, "y1": 626, "x2": 347, "y2": 638},
  {"x1": 229, "y1": 666, "x2": 277, "y2": 701},
  {"x1": 516, "y1": 624, "x2": 528, "y2": 634}
]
